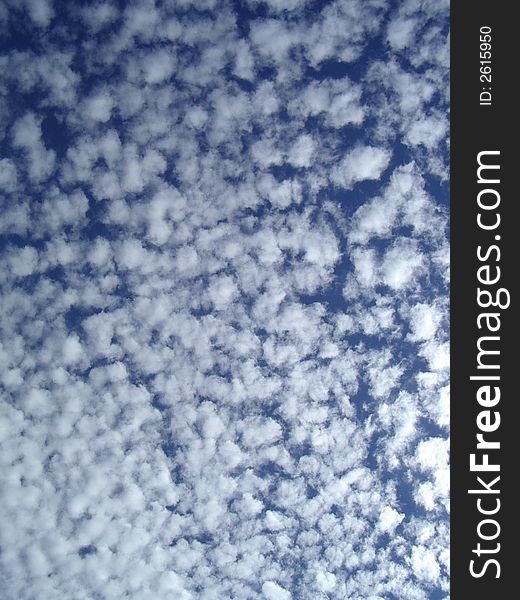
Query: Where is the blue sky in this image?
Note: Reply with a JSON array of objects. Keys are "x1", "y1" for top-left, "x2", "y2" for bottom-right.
[{"x1": 0, "y1": 1, "x2": 449, "y2": 598}]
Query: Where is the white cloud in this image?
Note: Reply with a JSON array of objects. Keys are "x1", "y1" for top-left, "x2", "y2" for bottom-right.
[
  {"x1": 84, "y1": 90, "x2": 115, "y2": 123},
  {"x1": 406, "y1": 114, "x2": 448, "y2": 149},
  {"x1": 332, "y1": 145, "x2": 391, "y2": 189},
  {"x1": 141, "y1": 49, "x2": 176, "y2": 85},
  {"x1": 234, "y1": 39, "x2": 255, "y2": 81},
  {"x1": 250, "y1": 20, "x2": 297, "y2": 63},
  {"x1": 387, "y1": 17, "x2": 417, "y2": 50},
  {"x1": 378, "y1": 505, "x2": 404, "y2": 533},
  {"x1": 8, "y1": 245, "x2": 39, "y2": 278},
  {"x1": 288, "y1": 79, "x2": 365, "y2": 128},
  {"x1": 410, "y1": 545, "x2": 441, "y2": 584},
  {"x1": 25, "y1": 0, "x2": 54, "y2": 28},
  {"x1": 381, "y1": 240, "x2": 424, "y2": 290},
  {"x1": 407, "y1": 302, "x2": 442, "y2": 342},
  {"x1": 208, "y1": 274, "x2": 238, "y2": 310},
  {"x1": 0, "y1": 158, "x2": 18, "y2": 192},
  {"x1": 240, "y1": 417, "x2": 283, "y2": 448},
  {"x1": 79, "y1": 2, "x2": 118, "y2": 33},
  {"x1": 262, "y1": 581, "x2": 292, "y2": 600},
  {"x1": 315, "y1": 570, "x2": 336, "y2": 592},
  {"x1": 287, "y1": 134, "x2": 314, "y2": 168},
  {"x1": 0, "y1": 1, "x2": 449, "y2": 598},
  {"x1": 251, "y1": 138, "x2": 284, "y2": 169},
  {"x1": 11, "y1": 112, "x2": 56, "y2": 182}
]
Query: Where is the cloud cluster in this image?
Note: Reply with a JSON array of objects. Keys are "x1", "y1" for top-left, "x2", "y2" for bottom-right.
[{"x1": 0, "y1": 1, "x2": 449, "y2": 598}]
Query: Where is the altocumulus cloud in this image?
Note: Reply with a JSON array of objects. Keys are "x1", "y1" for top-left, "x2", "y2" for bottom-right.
[{"x1": 0, "y1": 0, "x2": 449, "y2": 599}]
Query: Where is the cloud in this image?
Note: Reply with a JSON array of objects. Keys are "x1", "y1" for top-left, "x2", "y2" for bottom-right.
[
  {"x1": 387, "y1": 17, "x2": 417, "y2": 50},
  {"x1": 331, "y1": 145, "x2": 391, "y2": 189},
  {"x1": 378, "y1": 505, "x2": 404, "y2": 533},
  {"x1": 208, "y1": 274, "x2": 239, "y2": 310},
  {"x1": 83, "y1": 90, "x2": 115, "y2": 123},
  {"x1": 288, "y1": 79, "x2": 365, "y2": 128},
  {"x1": 262, "y1": 581, "x2": 292, "y2": 600},
  {"x1": 407, "y1": 302, "x2": 442, "y2": 342},
  {"x1": 287, "y1": 134, "x2": 315, "y2": 168},
  {"x1": 0, "y1": 0, "x2": 449, "y2": 598},
  {"x1": 0, "y1": 158, "x2": 18, "y2": 192},
  {"x1": 406, "y1": 114, "x2": 448, "y2": 149},
  {"x1": 381, "y1": 239, "x2": 424, "y2": 290},
  {"x1": 25, "y1": 0, "x2": 54, "y2": 28},
  {"x1": 11, "y1": 112, "x2": 56, "y2": 182}
]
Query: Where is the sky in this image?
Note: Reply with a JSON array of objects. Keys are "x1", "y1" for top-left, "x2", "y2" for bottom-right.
[{"x1": 0, "y1": 0, "x2": 450, "y2": 598}]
